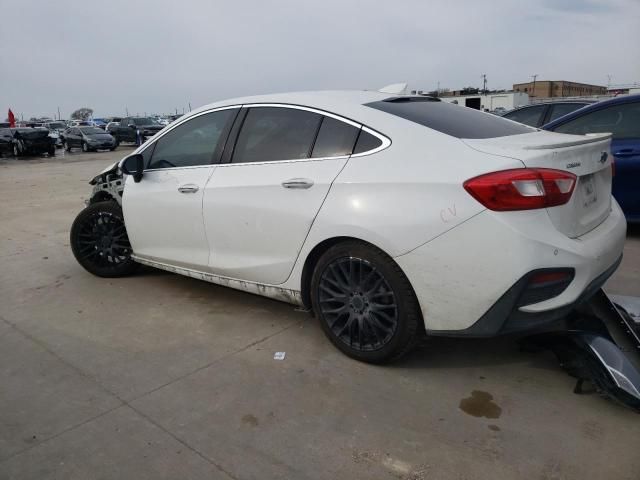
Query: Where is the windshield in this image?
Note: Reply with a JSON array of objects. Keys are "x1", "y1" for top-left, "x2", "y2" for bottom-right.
[
  {"x1": 80, "y1": 127, "x2": 106, "y2": 135},
  {"x1": 133, "y1": 117, "x2": 158, "y2": 126},
  {"x1": 48, "y1": 122, "x2": 66, "y2": 129}
]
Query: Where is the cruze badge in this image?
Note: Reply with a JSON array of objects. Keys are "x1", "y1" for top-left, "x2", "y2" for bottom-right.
[{"x1": 566, "y1": 162, "x2": 581, "y2": 169}]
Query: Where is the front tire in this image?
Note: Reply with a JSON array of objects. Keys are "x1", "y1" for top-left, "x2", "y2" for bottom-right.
[
  {"x1": 12, "y1": 143, "x2": 20, "y2": 157},
  {"x1": 64, "y1": 141, "x2": 71, "y2": 152},
  {"x1": 310, "y1": 241, "x2": 422, "y2": 364},
  {"x1": 70, "y1": 201, "x2": 138, "y2": 278},
  {"x1": 81, "y1": 141, "x2": 89, "y2": 152}
]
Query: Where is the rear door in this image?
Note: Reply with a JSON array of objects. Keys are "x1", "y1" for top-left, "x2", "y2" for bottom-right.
[
  {"x1": 203, "y1": 106, "x2": 360, "y2": 285},
  {"x1": 552, "y1": 100, "x2": 640, "y2": 220},
  {"x1": 122, "y1": 108, "x2": 237, "y2": 270}
]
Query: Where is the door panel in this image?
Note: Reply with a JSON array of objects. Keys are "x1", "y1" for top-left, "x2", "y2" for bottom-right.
[
  {"x1": 612, "y1": 138, "x2": 640, "y2": 219},
  {"x1": 203, "y1": 158, "x2": 347, "y2": 284},
  {"x1": 122, "y1": 108, "x2": 237, "y2": 269},
  {"x1": 123, "y1": 166, "x2": 214, "y2": 269}
]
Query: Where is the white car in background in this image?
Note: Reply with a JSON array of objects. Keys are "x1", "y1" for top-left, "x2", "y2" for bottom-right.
[{"x1": 70, "y1": 90, "x2": 625, "y2": 363}]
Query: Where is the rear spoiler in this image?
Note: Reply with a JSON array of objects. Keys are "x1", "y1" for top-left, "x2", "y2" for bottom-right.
[{"x1": 523, "y1": 132, "x2": 611, "y2": 150}]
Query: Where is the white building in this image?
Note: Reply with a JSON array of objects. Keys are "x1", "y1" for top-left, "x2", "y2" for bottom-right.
[{"x1": 439, "y1": 92, "x2": 529, "y2": 111}]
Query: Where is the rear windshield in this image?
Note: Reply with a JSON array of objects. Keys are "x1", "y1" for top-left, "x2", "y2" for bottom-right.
[{"x1": 365, "y1": 98, "x2": 535, "y2": 139}]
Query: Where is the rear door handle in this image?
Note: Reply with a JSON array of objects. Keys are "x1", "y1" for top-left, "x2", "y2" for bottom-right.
[
  {"x1": 613, "y1": 149, "x2": 639, "y2": 158},
  {"x1": 178, "y1": 184, "x2": 199, "y2": 193},
  {"x1": 282, "y1": 178, "x2": 314, "y2": 189}
]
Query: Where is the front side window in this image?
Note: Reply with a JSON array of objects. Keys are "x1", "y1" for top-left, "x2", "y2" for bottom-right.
[
  {"x1": 232, "y1": 107, "x2": 322, "y2": 163},
  {"x1": 147, "y1": 109, "x2": 235, "y2": 169},
  {"x1": 553, "y1": 102, "x2": 640, "y2": 140},
  {"x1": 311, "y1": 117, "x2": 359, "y2": 158},
  {"x1": 502, "y1": 105, "x2": 546, "y2": 127}
]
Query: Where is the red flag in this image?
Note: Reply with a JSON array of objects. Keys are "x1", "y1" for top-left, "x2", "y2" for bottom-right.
[{"x1": 8, "y1": 109, "x2": 15, "y2": 128}]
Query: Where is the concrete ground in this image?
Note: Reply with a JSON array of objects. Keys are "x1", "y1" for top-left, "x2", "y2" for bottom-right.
[{"x1": 0, "y1": 148, "x2": 638, "y2": 480}]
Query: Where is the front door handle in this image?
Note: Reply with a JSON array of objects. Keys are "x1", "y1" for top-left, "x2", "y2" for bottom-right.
[
  {"x1": 282, "y1": 178, "x2": 314, "y2": 189},
  {"x1": 178, "y1": 184, "x2": 199, "y2": 194}
]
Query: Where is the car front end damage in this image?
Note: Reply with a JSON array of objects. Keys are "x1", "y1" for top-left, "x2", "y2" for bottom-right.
[{"x1": 87, "y1": 161, "x2": 124, "y2": 206}]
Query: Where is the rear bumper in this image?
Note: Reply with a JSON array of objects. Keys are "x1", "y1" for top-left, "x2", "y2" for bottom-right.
[
  {"x1": 395, "y1": 199, "x2": 627, "y2": 334},
  {"x1": 428, "y1": 254, "x2": 621, "y2": 337}
]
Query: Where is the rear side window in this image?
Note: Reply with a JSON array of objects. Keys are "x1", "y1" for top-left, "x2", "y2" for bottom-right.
[
  {"x1": 367, "y1": 98, "x2": 534, "y2": 138},
  {"x1": 233, "y1": 107, "x2": 322, "y2": 163},
  {"x1": 353, "y1": 130, "x2": 383, "y2": 154},
  {"x1": 552, "y1": 102, "x2": 640, "y2": 140},
  {"x1": 546, "y1": 103, "x2": 588, "y2": 123},
  {"x1": 147, "y1": 109, "x2": 234, "y2": 169},
  {"x1": 501, "y1": 105, "x2": 547, "y2": 127},
  {"x1": 311, "y1": 117, "x2": 359, "y2": 158}
]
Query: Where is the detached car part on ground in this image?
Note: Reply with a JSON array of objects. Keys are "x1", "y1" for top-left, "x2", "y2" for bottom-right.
[
  {"x1": 0, "y1": 127, "x2": 56, "y2": 157},
  {"x1": 70, "y1": 90, "x2": 639, "y2": 411}
]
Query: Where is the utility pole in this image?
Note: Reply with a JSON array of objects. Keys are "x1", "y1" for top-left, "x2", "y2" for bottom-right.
[
  {"x1": 607, "y1": 74, "x2": 612, "y2": 89},
  {"x1": 481, "y1": 74, "x2": 487, "y2": 95},
  {"x1": 189, "y1": 102, "x2": 192, "y2": 112},
  {"x1": 531, "y1": 74, "x2": 538, "y2": 98},
  {"x1": 57, "y1": 106, "x2": 61, "y2": 120},
  {"x1": 126, "y1": 107, "x2": 129, "y2": 116}
]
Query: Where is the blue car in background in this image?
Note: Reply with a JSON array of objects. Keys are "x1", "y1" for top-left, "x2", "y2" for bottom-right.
[{"x1": 544, "y1": 94, "x2": 640, "y2": 223}]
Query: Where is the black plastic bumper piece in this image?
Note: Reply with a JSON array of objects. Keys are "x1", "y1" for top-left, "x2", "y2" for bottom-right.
[{"x1": 428, "y1": 254, "x2": 623, "y2": 337}]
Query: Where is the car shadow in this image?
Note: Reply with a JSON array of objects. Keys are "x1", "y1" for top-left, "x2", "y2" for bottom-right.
[{"x1": 396, "y1": 334, "x2": 561, "y2": 372}]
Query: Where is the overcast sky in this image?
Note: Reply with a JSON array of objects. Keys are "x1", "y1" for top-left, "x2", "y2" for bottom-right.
[{"x1": 1, "y1": 0, "x2": 638, "y2": 119}]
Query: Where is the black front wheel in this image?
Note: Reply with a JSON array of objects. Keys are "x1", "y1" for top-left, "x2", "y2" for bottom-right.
[
  {"x1": 311, "y1": 241, "x2": 422, "y2": 363},
  {"x1": 70, "y1": 201, "x2": 138, "y2": 277}
]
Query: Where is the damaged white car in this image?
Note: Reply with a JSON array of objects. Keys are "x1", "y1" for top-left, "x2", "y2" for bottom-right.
[{"x1": 71, "y1": 90, "x2": 637, "y2": 395}]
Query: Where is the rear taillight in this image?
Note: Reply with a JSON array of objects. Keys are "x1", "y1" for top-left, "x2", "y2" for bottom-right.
[{"x1": 463, "y1": 168, "x2": 577, "y2": 211}]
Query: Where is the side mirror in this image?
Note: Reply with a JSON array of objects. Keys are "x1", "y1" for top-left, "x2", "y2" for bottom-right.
[{"x1": 120, "y1": 154, "x2": 144, "y2": 183}]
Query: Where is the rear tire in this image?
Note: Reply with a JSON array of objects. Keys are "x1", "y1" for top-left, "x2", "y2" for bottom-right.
[
  {"x1": 310, "y1": 240, "x2": 422, "y2": 363},
  {"x1": 48, "y1": 146, "x2": 55, "y2": 156},
  {"x1": 70, "y1": 201, "x2": 138, "y2": 278}
]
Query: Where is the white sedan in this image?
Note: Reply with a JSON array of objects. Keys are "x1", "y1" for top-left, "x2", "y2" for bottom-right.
[{"x1": 70, "y1": 90, "x2": 625, "y2": 363}]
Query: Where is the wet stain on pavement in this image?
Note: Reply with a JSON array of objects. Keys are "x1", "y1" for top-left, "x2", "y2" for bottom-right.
[
  {"x1": 241, "y1": 414, "x2": 259, "y2": 427},
  {"x1": 459, "y1": 390, "x2": 502, "y2": 419},
  {"x1": 488, "y1": 424, "x2": 501, "y2": 432}
]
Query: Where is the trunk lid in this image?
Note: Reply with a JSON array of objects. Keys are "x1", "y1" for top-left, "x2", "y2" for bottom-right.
[{"x1": 464, "y1": 131, "x2": 613, "y2": 238}]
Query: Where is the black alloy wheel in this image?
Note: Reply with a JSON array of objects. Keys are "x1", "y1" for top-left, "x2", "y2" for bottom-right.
[
  {"x1": 70, "y1": 201, "x2": 138, "y2": 277},
  {"x1": 311, "y1": 241, "x2": 421, "y2": 363},
  {"x1": 319, "y1": 257, "x2": 398, "y2": 351}
]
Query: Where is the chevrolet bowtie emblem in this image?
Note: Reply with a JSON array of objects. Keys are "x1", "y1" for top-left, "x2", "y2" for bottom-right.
[{"x1": 600, "y1": 152, "x2": 608, "y2": 164}]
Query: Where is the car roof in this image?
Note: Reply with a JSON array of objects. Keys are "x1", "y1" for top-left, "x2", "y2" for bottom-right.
[
  {"x1": 188, "y1": 90, "x2": 395, "y2": 125},
  {"x1": 544, "y1": 93, "x2": 640, "y2": 130}
]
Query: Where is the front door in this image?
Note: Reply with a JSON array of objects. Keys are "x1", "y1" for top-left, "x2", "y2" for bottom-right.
[
  {"x1": 122, "y1": 108, "x2": 237, "y2": 270},
  {"x1": 204, "y1": 106, "x2": 361, "y2": 285}
]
